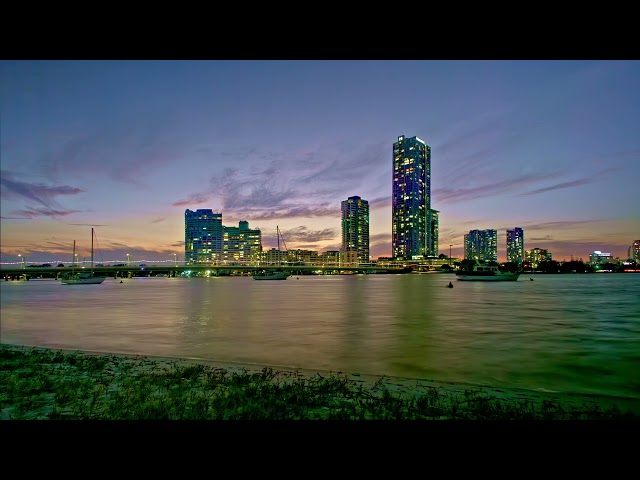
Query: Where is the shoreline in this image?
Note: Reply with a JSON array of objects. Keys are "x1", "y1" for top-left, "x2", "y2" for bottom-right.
[{"x1": 3, "y1": 342, "x2": 639, "y2": 419}]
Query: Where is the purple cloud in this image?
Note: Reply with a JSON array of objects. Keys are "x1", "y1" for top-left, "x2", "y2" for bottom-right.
[
  {"x1": 0, "y1": 170, "x2": 85, "y2": 218},
  {"x1": 173, "y1": 196, "x2": 210, "y2": 207}
]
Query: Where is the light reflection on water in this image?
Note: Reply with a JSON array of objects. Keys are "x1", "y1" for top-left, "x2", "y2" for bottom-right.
[{"x1": 1, "y1": 273, "x2": 639, "y2": 399}]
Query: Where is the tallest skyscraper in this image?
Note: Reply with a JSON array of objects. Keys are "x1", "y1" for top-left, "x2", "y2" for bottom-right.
[{"x1": 392, "y1": 135, "x2": 432, "y2": 260}]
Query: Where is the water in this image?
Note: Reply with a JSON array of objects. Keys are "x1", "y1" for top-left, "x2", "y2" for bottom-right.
[{"x1": 1, "y1": 273, "x2": 639, "y2": 400}]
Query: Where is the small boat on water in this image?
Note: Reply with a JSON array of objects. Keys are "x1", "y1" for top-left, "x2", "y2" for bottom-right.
[
  {"x1": 252, "y1": 269, "x2": 290, "y2": 280},
  {"x1": 61, "y1": 228, "x2": 107, "y2": 285},
  {"x1": 253, "y1": 226, "x2": 290, "y2": 281},
  {"x1": 61, "y1": 271, "x2": 107, "y2": 285},
  {"x1": 455, "y1": 262, "x2": 520, "y2": 282}
]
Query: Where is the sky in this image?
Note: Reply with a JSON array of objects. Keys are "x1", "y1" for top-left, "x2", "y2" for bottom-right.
[{"x1": 1, "y1": 60, "x2": 639, "y2": 265}]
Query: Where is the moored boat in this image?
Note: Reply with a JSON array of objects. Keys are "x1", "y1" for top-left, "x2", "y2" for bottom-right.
[
  {"x1": 61, "y1": 228, "x2": 107, "y2": 285},
  {"x1": 252, "y1": 270, "x2": 290, "y2": 280},
  {"x1": 455, "y1": 262, "x2": 520, "y2": 281},
  {"x1": 253, "y1": 226, "x2": 290, "y2": 281},
  {"x1": 61, "y1": 271, "x2": 107, "y2": 285}
]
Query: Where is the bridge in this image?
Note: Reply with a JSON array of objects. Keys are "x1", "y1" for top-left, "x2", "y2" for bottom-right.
[{"x1": 1, "y1": 264, "x2": 412, "y2": 280}]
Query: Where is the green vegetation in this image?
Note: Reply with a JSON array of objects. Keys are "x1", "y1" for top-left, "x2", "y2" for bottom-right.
[{"x1": 1, "y1": 345, "x2": 637, "y2": 420}]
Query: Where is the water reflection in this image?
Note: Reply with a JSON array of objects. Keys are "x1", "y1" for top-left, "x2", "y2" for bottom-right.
[{"x1": 1, "y1": 273, "x2": 639, "y2": 398}]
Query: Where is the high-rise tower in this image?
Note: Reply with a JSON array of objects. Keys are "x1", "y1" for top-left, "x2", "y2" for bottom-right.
[
  {"x1": 464, "y1": 229, "x2": 498, "y2": 263},
  {"x1": 184, "y1": 209, "x2": 223, "y2": 264},
  {"x1": 341, "y1": 196, "x2": 370, "y2": 264},
  {"x1": 506, "y1": 227, "x2": 524, "y2": 265},
  {"x1": 222, "y1": 220, "x2": 262, "y2": 264},
  {"x1": 392, "y1": 135, "x2": 431, "y2": 260},
  {"x1": 427, "y1": 209, "x2": 439, "y2": 257}
]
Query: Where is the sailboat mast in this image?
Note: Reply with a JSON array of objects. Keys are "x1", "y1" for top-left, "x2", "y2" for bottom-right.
[{"x1": 91, "y1": 227, "x2": 94, "y2": 273}]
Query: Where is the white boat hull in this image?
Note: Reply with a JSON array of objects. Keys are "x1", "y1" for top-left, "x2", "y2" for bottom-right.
[
  {"x1": 61, "y1": 275, "x2": 107, "y2": 285},
  {"x1": 455, "y1": 261, "x2": 520, "y2": 281},
  {"x1": 253, "y1": 271, "x2": 289, "y2": 280},
  {"x1": 456, "y1": 273, "x2": 520, "y2": 281}
]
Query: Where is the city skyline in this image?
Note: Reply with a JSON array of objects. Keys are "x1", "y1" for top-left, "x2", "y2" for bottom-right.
[{"x1": 1, "y1": 60, "x2": 639, "y2": 263}]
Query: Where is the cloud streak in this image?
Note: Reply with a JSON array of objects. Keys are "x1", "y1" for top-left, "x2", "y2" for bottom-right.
[
  {"x1": 437, "y1": 172, "x2": 559, "y2": 203},
  {"x1": 0, "y1": 170, "x2": 85, "y2": 218},
  {"x1": 172, "y1": 142, "x2": 388, "y2": 220},
  {"x1": 517, "y1": 167, "x2": 623, "y2": 197}
]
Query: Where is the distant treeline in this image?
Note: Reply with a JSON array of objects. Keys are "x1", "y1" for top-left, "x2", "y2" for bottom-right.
[
  {"x1": 451, "y1": 259, "x2": 636, "y2": 274},
  {"x1": 521, "y1": 260, "x2": 634, "y2": 273}
]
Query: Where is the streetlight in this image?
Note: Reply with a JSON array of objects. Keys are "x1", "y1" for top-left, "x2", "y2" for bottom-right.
[
  {"x1": 18, "y1": 254, "x2": 23, "y2": 269},
  {"x1": 127, "y1": 253, "x2": 130, "y2": 266},
  {"x1": 449, "y1": 245, "x2": 453, "y2": 266},
  {"x1": 174, "y1": 253, "x2": 177, "y2": 266}
]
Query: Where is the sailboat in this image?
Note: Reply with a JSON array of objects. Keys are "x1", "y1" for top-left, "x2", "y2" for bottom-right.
[
  {"x1": 61, "y1": 228, "x2": 107, "y2": 285},
  {"x1": 253, "y1": 226, "x2": 290, "y2": 280}
]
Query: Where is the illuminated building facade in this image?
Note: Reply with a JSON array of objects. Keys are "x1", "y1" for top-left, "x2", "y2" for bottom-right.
[
  {"x1": 464, "y1": 229, "x2": 498, "y2": 263},
  {"x1": 261, "y1": 248, "x2": 287, "y2": 265},
  {"x1": 341, "y1": 196, "x2": 370, "y2": 264},
  {"x1": 525, "y1": 248, "x2": 552, "y2": 269},
  {"x1": 185, "y1": 209, "x2": 224, "y2": 264},
  {"x1": 427, "y1": 209, "x2": 439, "y2": 257},
  {"x1": 589, "y1": 250, "x2": 613, "y2": 265},
  {"x1": 392, "y1": 135, "x2": 431, "y2": 260},
  {"x1": 342, "y1": 250, "x2": 359, "y2": 266},
  {"x1": 633, "y1": 240, "x2": 640, "y2": 263},
  {"x1": 286, "y1": 249, "x2": 319, "y2": 264},
  {"x1": 320, "y1": 250, "x2": 341, "y2": 265},
  {"x1": 506, "y1": 227, "x2": 524, "y2": 264},
  {"x1": 222, "y1": 220, "x2": 262, "y2": 264}
]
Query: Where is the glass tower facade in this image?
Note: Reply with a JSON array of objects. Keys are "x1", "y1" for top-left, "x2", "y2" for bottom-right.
[
  {"x1": 427, "y1": 209, "x2": 439, "y2": 257},
  {"x1": 392, "y1": 135, "x2": 431, "y2": 260},
  {"x1": 341, "y1": 196, "x2": 370, "y2": 264},
  {"x1": 464, "y1": 229, "x2": 498, "y2": 263},
  {"x1": 506, "y1": 227, "x2": 524, "y2": 264},
  {"x1": 184, "y1": 209, "x2": 223, "y2": 264}
]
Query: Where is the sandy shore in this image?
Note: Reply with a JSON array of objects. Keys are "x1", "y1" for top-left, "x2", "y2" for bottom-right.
[{"x1": 2, "y1": 343, "x2": 640, "y2": 419}]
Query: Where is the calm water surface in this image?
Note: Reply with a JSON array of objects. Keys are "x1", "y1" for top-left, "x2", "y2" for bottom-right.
[{"x1": 2, "y1": 273, "x2": 639, "y2": 400}]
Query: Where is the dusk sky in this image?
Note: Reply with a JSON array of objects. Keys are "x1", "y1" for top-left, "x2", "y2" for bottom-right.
[{"x1": 1, "y1": 60, "x2": 638, "y2": 265}]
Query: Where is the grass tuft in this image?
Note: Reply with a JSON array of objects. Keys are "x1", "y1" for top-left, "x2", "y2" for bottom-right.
[{"x1": 1, "y1": 345, "x2": 638, "y2": 421}]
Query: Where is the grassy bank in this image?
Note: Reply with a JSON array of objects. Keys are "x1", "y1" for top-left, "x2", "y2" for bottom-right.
[{"x1": 1, "y1": 344, "x2": 638, "y2": 420}]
